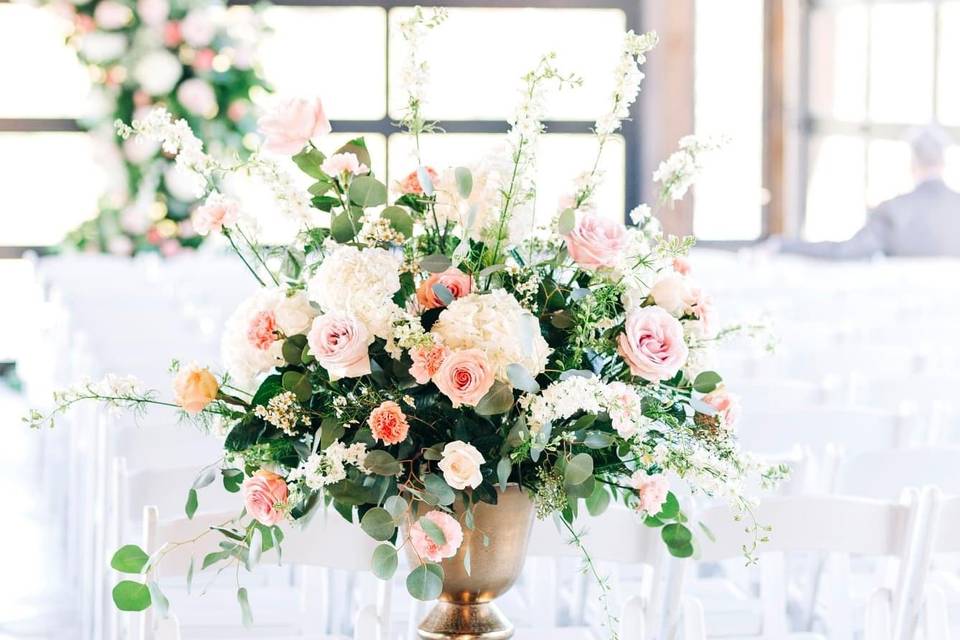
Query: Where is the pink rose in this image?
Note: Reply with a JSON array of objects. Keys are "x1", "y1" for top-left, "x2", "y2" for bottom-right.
[
  {"x1": 630, "y1": 470, "x2": 668, "y2": 515},
  {"x1": 321, "y1": 152, "x2": 369, "y2": 177},
  {"x1": 191, "y1": 48, "x2": 215, "y2": 72},
  {"x1": 433, "y1": 349, "x2": 495, "y2": 408},
  {"x1": 564, "y1": 212, "x2": 627, "y2": 270},
  {"x1": 689, "y1": 287, "x2": 717, "y2": 337},
  {"x1": 192, "y1": 192, "x2": 239, "y2": 236},
  {"x1": 617, "y1": 306, "x2": 689, "y2": 383},
  {"x1": 307, "y1": 314, "x2": 372, "y2": 380},
  {"x1": 409, "y1": 344, "x2": 449, "y2": 385},
  {"x1": 702, "y1": 387, "x2": 741, "y2": 429},
  {"x1": 649, "y1": 273, "x2": 696, "y2": 317},
  {"x1": 242, "y1": 470, "x2": 289, "y2": 526},
  {"x1": 416, "y1": 268, "x2": 473, "y2": 310},
  {"x1": 163, "y1": 21, "x2": 182, "y2": 47},
  {"x1": 409, "y1": 510, "x2": 464, "y2": 562},
  {"x1": 672, "y1": 257, "x2": 691, "y2": 275},
  {"x1": 171, "y1": 363, "x2": 218, "y2": 415},
  {"x1": 398, "y1": 167, "x2": 438, "y2": 195},
  {"x1": 257, "y1": 97, "x2": 332, "y2": 155},
  {"x1": 368, "y1": 401, "x2": 410, "y2": 445},
  {"x1": 247, "y1": 310, "x2": 278, "y2": 351}
]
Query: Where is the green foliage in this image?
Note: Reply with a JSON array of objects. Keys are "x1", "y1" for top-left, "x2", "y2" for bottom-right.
[
  {"x1": 407, "y1": 563, "x2": 444, "y2": 601},
  {"x1": 371, "y1": 543, "x2": 399, "y2": 579},
  {"x1": 563, "y1": 453, "x2": 594, "y2": 486},
  {"x1": 364, "y1": 450, "x2": 403, "y2": 476},
  {"x1": 292, "y1": 146, "x2": 327, "y2": 179},
  {"x1": 185, "y1": 488, "x2": 198, "y2": 519},
  {"x1": 475, "y1": 382, "x2": 514, "y2": 416},
  {"x1": 111, "y1": 545, "x2": 149, "y2": 574},
  {"x1": 360, "y1": 507, "x2": 397, "y2": 541},
  {"x1": 381, "y1": 206, "x2": 414, "y2": 238},
  {"x1": 349, "y1": 176, "x2": 388, "y2": 208},
  {"x1": 693, "y1": 371, "x2": 723, "y2": 394},
  {"x1": 454, "y1": 166, "x2": 473, "y2": 198},
  {"x1": 112, "y1": 581, "x2": 151, "y2": 612}
]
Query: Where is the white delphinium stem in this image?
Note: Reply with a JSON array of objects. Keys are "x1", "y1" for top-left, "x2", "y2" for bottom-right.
[
  {"x1": 397, "y1": 6, "x2": 447, "y2": 162},
  {"x1": 490, "y1": 54, "x2": 581, "y2": 265},
  {"x1": 653, "y1": 134, "x2": 728, "y2": 203}
]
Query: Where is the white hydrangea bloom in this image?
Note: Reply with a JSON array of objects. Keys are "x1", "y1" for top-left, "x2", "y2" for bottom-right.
[{"x1": 431, "y1": 290, "x2": 551, "y2": 381}]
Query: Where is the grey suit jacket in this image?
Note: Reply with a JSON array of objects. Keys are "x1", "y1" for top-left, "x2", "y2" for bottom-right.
[{"x1": 781, "y1": 179, "x2": 960, "y2": 259}]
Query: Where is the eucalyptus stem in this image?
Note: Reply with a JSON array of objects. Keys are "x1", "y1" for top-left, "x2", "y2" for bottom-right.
[
  {"x1": 223, "y1": 228, "x2": 266, "y2": 287},
  {"x1": 236, "y1": 225, "x2": 280, "y2": 286}
]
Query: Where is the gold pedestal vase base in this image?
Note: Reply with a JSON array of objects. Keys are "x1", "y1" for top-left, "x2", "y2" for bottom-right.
[{"x1": 417, "y1": 601, "x2": 513, "y2": 640}]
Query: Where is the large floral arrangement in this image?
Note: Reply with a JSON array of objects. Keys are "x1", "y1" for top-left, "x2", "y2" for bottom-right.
[
  {"x1": 45, "y1": 0, "x2": 268, "y2": 255},
  {"x1": 29, "y1": 8, "x2": 782, "y2": 634}
]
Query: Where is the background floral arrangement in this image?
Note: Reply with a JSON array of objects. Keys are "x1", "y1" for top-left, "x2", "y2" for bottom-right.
[
  {"x1": 44, "y1": 0, "x2": 268, "y2": 256},
  {"x1": 28, "y1": 8, "x2": 783, "y2": 635}
]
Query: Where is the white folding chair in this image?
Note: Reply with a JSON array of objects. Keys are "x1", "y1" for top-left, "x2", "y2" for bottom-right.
[
  {"x1": 684, "y1": 493, "x2": 926, "y2": 640},
  {"x1": 129, "y1": 506, "x2": 389, "y2": 640}
]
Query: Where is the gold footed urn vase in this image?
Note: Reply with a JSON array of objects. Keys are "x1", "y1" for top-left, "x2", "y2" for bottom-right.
[{"x1": 406, "y1": 485, "x2": 535, "y2": 640}]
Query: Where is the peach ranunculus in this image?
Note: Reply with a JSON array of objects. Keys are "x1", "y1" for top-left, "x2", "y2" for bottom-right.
[
  {"x1": 416, "y1": 268, "x2": 473, "y2": 310},
  {"x1": 397, "y1": 167, "x2": 438, "y2": 195},
  {"x1": 617, "y1": 306, "x2": 689, "y2": 383},
  {"x1": 192, "y1": 191, "x2": 240, "y2": 236},
  {"x1": 702, "y1": 386, "x2": 741, "y2": 429},
  {"x1": 409, "y1": 510, "x2": 464, "y2": 562},
  {"x1": 257, "y1": 97, "x2": 332, "y2": 155},
  {"x1": 321, "y1": 152, "x2": 369, "y2": 177},
  {"x1": 171, "y1": 363, "x2": 219, "y2": 415},
  {"x1": 368, "y1": 400, "x2": 410, "y2": 445},
  {"x1": 630, "y1": 470, "x2": 669, "y2": 515},
  {"x1": 433, "y1": 349, "x2": 495, "y2": 408},
  {"x1": 242, "y1": 470, "x2": 289, "y2": 526},
  {"x1": 564, "y1": 212, "x2": 627, "y2": 270},
  {"x1": 307, "y1": 314, "x2": 372, "y2": 380},
  {"x1": 409, "y1": 343, "x2": 450, "y2": 385},
  {"x1": 438, "y1": 440, "x2": 484, "y2": 490},
  {"x1": 247, "y1": 310, "x2": 279, "y2": 351}
]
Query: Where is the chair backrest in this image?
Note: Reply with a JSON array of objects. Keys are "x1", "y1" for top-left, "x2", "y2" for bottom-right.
[{"x1": 835, "y1": 447, "x2": 960, "y2": 500}]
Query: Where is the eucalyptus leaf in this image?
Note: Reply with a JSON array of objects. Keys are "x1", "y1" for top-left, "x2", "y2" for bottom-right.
[
  {"x1": 693, "y1": 371, "x2": 723, "y2": 394},
  {"x1": 237, "y1": 587, "x2": 254, "y2": 627},
  {"x1": 291, "y1": 146, "x2": 326, "y2": 179},
  {"x1": 381, "y1": 205, "x2": 414, "y2": 238},
  {"x1": 423, "y1": 474, "x2": 455, "y2": 506},
  {"x1": 247, "y1": 528, "x2": 262, "y2": 571},
  {"x1": 496, "y1": 457, "x2": 512, "y2": 492},
  {"x1": 419, "y1": 517, "x2": 447, "y2": 546},
  {"x1": 192, "y1": 466, "x2": 218, "y2": 490},
  {"x1": 371, "y1": 543, "x2": 398, "y2": 579},
  {"x1": 112, "y1": 581, "x2": 151, "y2": 612},
  {"x1": 320, "y1": 417, "x2": 345, "y2": 450},
  {"x1": 406, "y1": 564, "x2": 444, "y2": 601},
  {"x1": 186, "y1": 557, "x2": 194, "y2": 594},
  {"x1": 506, "y1": 363, "x2": 540, "y2": 393},
  {"x1": 454, "y1": 166, "x2": 473, "y2": 198},
  {"x1": 661, "y1": 523, "x2": 693, "y2": 547},
  {"x1": 431, "y1": 283, "x2": 455, "y2": 306},
  {"x1": 583, "y1": 431, "x2": 615, "y2": 449},
  {"x1": 559, "y1": 369, "x2": 595, "y2": 381},
  {"x1": 585, "y1": 483, "x2": 611, "y2": 516},
  {"x1": 564, "y1": 453, "x2": 594, "y2": 486},
  {"x1": 364, "y1": 450, "x2": 403, "y2": 476},
  {"x1": 331, "y1": 209, "x2": 361, "y2": 243},
  {"x1": 147, "y1": 581, "x2": 170, "y2": 618},
  {"x1": 557, "y1": 208, "x2": 576, "y2": 235},
  {"x1": 417, "y1": 166, "x2": 435, "y2": 196},
  {"x1": 360, "y1": 507, "x2": 396, "y2": 541},
  {"x1": 384, "y1": 495, "x2": 408, "y2": 519},
  {"x1": 420, "y1": 254, "x2": 451, "y2": 273},
  {"x1": 348, "y1": 176, "x2": 388, "y2": 208},
  {"x1": 475, "y1": 382, "x2": 514, "y2": 416},
  {"x1": 185, "y1": 488, "x2": 198, "y2": 520},
  {"x1": 110, "y1": 545, "x2": 149, "y2": 574},
  {"x1": 335, "y1": 138, "x2": 371, "y2": 169}
]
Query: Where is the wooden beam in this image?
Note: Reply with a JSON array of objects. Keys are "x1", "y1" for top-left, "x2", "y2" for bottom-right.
[
  {"x1": 641, "y1": 0, "x2": 695, "y2": 237},
  {"x1": 763, "y1": 0, "x2": 788, "y2": 236}
]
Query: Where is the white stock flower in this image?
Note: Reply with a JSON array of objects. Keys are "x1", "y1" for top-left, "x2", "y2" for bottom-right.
[
  {"x1": 307, "y1": 244, "x2": 402, "y2": 339},
  {"x1": 431, "y1": 290, "x2": 551, "y2": 382}
]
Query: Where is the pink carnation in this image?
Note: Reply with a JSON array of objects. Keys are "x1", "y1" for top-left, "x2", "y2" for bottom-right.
[
  {"x1": 368, "y1": 400, "x2": 410, "y2": 445},
  {"x1": 409, "y1": 511, "x2": 464, "y2": 562},
  {"x1": 242, "y1": 471, "x2": 289, "y2": 526},
  {"x1": 321, "y1": 152, "x2": 369, "y2": 177},
  {"x1": 630, "y1": 470, "x2": 669, "y2": 515},
  {"x1": 409, "y1": 344, "x2": 449, "y2": 385},
  {"x1": 617, "y1": 306, "x2": 689, "y2": 383},
  {"x1": 257, "y1": 97, "x2": 332, "y2": 155},
  {"x1": 702, "y1": 387, "x2": 741, "y2": 429},
  {"x1": 247, "y1": 310, "x2": 279, "y2": 351},
  {"x1": 398, "y1": 167, "x2": 438, "y2": 195},
  {"x1": 433, "y1": 349, "x2": 495, "y2": 408},
  {"x1": 416, "y1": 268, "x2": 473, "y2": 310},
  {"x1": 565, "y1": 212, "x2": 627, "y2": 270}
]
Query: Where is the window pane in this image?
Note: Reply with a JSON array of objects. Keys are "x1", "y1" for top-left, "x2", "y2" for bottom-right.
[
  {"x1": 866, "y1": 139, "x2": 913, "y2": 208},
  {"x1": 387, "y1": 133, "x2": 624, "y2": 227},
  {"x1": 804, "y1": 135, "x2": 866, "y2": 241},
  {"x1": 0, "y1": 133, "x2": 110, "y2": 246},
  {"x1": 227, "y1": 132, "x2": 386, "y2": 245},
  {"x1": 260, "y1": 7, "x2": 386, "y2": 120},
  {"x1": 869, "y1": 2, "x2": 934, "y2": 124},
  {"x1": 809, "y1": 6, "x2": 868, "y2": 121},
  {"x1": 387, "y1": 7, "x2": 626, "y2": 121},
  {"x1": 0, "y1": 5, "x2": 91, "y2": 118},
  {"x1": 939, "y1": 2, "x2": 960, "y2": 125},
  {"x1": 694, "y1": 0, "x2": 763, "y2": 240}
]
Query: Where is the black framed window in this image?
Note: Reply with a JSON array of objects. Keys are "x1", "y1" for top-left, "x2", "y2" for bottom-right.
[{"x1": 0, "y1": 0, "x2": 644, "y2": 253}]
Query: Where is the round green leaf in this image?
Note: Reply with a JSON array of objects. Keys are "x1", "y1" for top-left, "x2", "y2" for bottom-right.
[
  {"x1": 371, "y1": 543, "x2": 399, "y2": 579},
  {"x1": 383, "y1": 495, "x2": 408, "y2": 519},
  {"x1": 454, "y1": 166, "x2": 473, "y2": 199},
  {"x1": 348, "y1": 176, "x2": 388, "y2": 208},
  {"x1": 111, "y1": 545, "x2": 150, "y2": 574},
  {"x1": 407, "y1": 564, "x2": 444, "y2": 601},
  {"x1": 668, "y1": 541, "x2": 695, "y2": 558},
  {"x1": 693, "y1": 371, "x2": 723, "y2": 394},
  {"x1": 331, "y1": 209, "x2": 361, "y2": 243},
  {"x1": 583, "y1": 431, "x2": 615, "y2": 449},
  {"x1": 418, "y1": 516, "x2": 448, "y2": 546},
  {"x1": 364, "y1": 450, "x2": 403, "y2": 476},
  {"x1": 564, "y1": 453, "x2": 594, "y2": 486},
  {"x1": 420, "y1": 254, "x2": 452, "y2": 273},
  {"x1": 381, "y1": 206, "x2": 414, "y2": 238},
  {"x1": 360, "y1": 507, "x2": 397, "y2": 541},
  {"x1": 506, "y1": 363, "x2": 540, "y2": 393},
  {"x1": 112, "y1": 580, "x2": 152, "y2": 612},
  {"x1": 496, "y1": 457, "x2": 512, "y2": 492},
  {"x1": 585, "y1": 483, "x2": 611, "y2": 516},
  {"x1": 558, "y1": 208, "x2": 576, "y2": 235},
  {"x1": 423, "y1": 474, "x2": 455, "y2": 506},
  {"x1": 656, "y1": 492, "x2": 681, "y2": 520},
  {"x1": 475, "y1": 382, "x2": 515, "y2": 416},
  {"x1": 662, "y1": 523, "x2": 693, "y2": 548}
]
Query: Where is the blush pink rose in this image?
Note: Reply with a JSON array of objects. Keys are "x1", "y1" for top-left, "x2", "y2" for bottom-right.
[
  {"x1": 321, "y1": 152, "x2": 369, "y2": 177},
  {"x1": 307, "y1": 314, "x2": 372, "y2": 380},
  {"x1": 702, "y1": 387, "x2": 741, "y2": 429},
  {"x1": 672, "y1": 257, "x2": 692, "y2": 275},
  {"x1": 630, "y1": 470, "x2": 669, "y2": 515},
  {"x1": 433, "y1": 349, "x2": 495, "y2": 408},
  {"x1": 564, "y1": 212, "x2": 627, "y2": 270},
  {"x1": 247, "y1": 310, "x2": 279, "y2": 351},
  {"x1": 257, "y1": 97, "x2": 332, "y2": 155},
  {"x1": 649, "y1": 273, "x2": 696, "y2": 317},
  {"x1": 409, "y1": 511, "x2": 464, "y2": 562},
  {"x1": 416, "y1": 268, "x2": 473, "y2": 310},
  {"x1": 617, "y1": 306, "x2": 689, "y2": 383},
  {"x1": 192, "y1": 193, "x2": 239, "y2": 236},
  {"x1": 409, "y1": 344, "x2": 450, "y2": 385},
  {"x1": 689, "y1": 287, "x2": 717, "y2": 337},
  {"x1": 163, "y1": 21, "x2": 182, "y2": 47},
  {"x1": 243, "y1": 470, "x2": 289, "y2": 526},
  {"x1": 398, "y1": 167, "x2": 438, "y2": 195},
  {"x1": 368, "y1": 400, "x2": 410, "y2": 445}
]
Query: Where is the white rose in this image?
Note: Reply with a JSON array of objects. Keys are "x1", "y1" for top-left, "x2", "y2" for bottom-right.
[
  {"x1": 133, "y1": 50, "x2": 182, "y2": 96},
  {"x1": 649, "y1": 273, "x2": 695, "y2": 317},
  {"x1": 438, "y1": 441, "x2": 484, "y2": 490},
  {"x1": 274, "y1": 290, "x2": 317, "y2": 336}
]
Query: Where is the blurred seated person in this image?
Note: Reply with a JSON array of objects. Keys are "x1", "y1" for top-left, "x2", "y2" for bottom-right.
[{"x1": 777, "y1": 127, "x2": 960, "y2": 259}]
